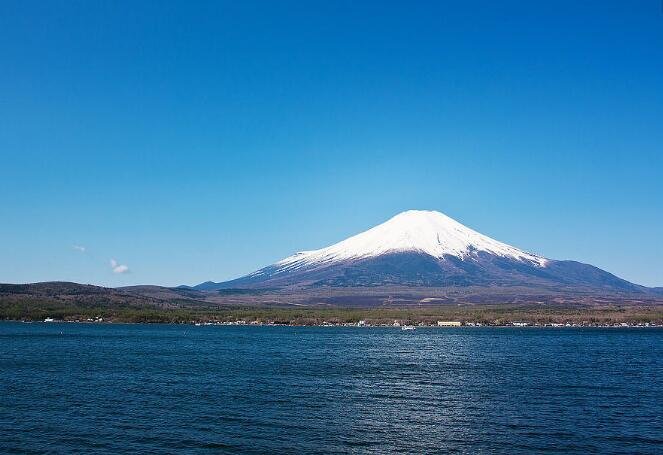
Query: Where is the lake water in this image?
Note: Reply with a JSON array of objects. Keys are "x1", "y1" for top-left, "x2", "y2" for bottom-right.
[{"x1": 1, "y1": 323, "x2": 661, "y2": 454}]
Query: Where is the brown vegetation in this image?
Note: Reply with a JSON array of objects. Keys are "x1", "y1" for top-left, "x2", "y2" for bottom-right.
[{"x1": 1, "y1": 282, "x2": 661, "y2": 325}]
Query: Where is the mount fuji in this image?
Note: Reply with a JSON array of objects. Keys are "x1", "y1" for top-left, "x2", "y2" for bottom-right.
[{"x1": 195, "y1": 210, "x2": 646, "y2": 294}]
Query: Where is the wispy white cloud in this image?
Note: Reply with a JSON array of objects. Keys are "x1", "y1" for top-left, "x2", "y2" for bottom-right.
[
  {"x1": 72, "y1": 245, "x2": 86, "y2": 253},
  {"x1": 110, "y1": 258, "x2": 129, "y2": 274}
]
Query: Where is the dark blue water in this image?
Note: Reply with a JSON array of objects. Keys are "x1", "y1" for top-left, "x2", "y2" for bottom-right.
[{"x1": 1, "y1": 323, "x2": 661, "y2": 454}]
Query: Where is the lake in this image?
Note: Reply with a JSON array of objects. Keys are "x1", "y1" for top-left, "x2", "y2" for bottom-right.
[{"x1": 1, "y1": 323, "x2": 661, "y2": 453}]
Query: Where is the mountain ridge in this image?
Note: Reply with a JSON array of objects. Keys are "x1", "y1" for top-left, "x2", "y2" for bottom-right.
[{"x1": 196, "y1": 210, "x2": 653, "y2": 294}]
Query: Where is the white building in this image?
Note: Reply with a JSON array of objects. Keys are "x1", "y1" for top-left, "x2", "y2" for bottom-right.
[{"x1": 437, "y1": 321, "x2": 461, "y2": 327}]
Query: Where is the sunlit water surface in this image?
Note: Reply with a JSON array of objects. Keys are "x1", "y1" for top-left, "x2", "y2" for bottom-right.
[{"x1": 1, "y1": 323, "x2": 661, "y2": 453}]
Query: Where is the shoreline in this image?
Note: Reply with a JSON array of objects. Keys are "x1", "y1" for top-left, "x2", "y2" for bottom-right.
[
  {"x1": 3, "y1": 301, "x2": 662, "y2": 327},
  {"x1": 4, "y1": 319, "x2": 662, "y2": 329}
]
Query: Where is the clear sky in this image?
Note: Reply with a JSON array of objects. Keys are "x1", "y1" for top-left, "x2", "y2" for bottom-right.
[{"x1": 1, "y1": 1, "x2": 662, "y2": 288}]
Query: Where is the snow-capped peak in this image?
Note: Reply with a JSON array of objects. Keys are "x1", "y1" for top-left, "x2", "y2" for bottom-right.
[{"x1": 272, "y1": 210, "x2": 547, "y2": 272}]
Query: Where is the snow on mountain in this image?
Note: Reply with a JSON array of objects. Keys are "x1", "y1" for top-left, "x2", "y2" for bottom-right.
[{"x1": 266, "y1": 210, "x2": 547, "y2": 275}]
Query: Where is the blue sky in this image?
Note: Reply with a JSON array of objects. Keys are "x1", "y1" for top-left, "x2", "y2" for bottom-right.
[{"x1": 1, "y1": 1, "x2": 662, "y2": 287}]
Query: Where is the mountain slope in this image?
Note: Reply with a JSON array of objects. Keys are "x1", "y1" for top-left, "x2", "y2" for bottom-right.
[
  {"x1": 0, "y1": 282, "x2": 207, "y2": 308},
  {"x1": 196, "y1": 210, "x2": 649, "y2": 294}
]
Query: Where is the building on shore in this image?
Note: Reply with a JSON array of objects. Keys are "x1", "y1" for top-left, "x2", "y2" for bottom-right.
[{"x1": 437, "y1": 321, "x2": 461, "y2": 327}]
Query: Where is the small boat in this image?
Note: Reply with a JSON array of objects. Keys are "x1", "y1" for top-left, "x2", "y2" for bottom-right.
[
  {"x1": 44, "y1": 317, "x2": 55, "y2": 323},
  {"x1": 401, "y1": 325, "x2": 415, "y2": 331}
]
